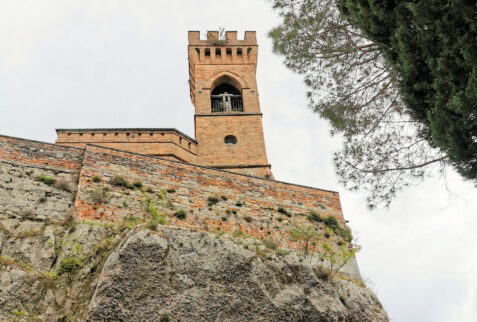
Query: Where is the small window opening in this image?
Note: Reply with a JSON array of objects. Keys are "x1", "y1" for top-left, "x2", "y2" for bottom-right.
[
  {"x1": 247, "y1": 47, "x2": 252, "y2": 55},
  {"x1": 237, "y1": 48, "x2": 242, "y2": 55},
  {"x1": 67, "y1": 133, "x2": 71, "y2": 136},
  {"x1": 211, "y1": 83, "x2": 243, "y2": 112},
  {"x1": 126, "y1": 133, "x2": 130, "y2": 136},
  {"x1": 161, "y1": 133, "x2": 165, "y2": 136},
  {"x1": 179, "y1": 137, "x2": 182, "y2": 143},
  {"x1": 205, "y1": 48, "x2": 211, "y2": 56},
  {"x1": 138, "y1": 133, "x2": 141, "y2": 136},
  {"x1": 91, "y1": 133, "x2": 95, "y2": 136},
  {"x1": 226, "y1": 48, "x2": 232, "y2": 55},
  {"x1": 224, "y1": 135, "x2": 237, "y2": 145},
  {"x1": 115, "y1": 133, "x2": 118, "y2": 136},
  {"x1": 188, "y1": 142, "x2": 191, "y2": 149},
  {"x1": 150, "y1": 133, "x2": 154, "y2": 136},
  {"x1": 195, "y1": 48, "x2": 200, "y2": 55},
  {"x1": 79, "y1": 133, "x2": 83, "y2": 136},
  {"x1": 215, "y1": 48, "x2": 221, "y2": 56},
  {"x1": 103, "y1": 133, "x2": 107, "y2": 136}
]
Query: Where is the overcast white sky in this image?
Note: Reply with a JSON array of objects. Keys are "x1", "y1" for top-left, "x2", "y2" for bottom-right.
[{"x1": 1, "y1": 1, "x2": 476, "y2": 321}]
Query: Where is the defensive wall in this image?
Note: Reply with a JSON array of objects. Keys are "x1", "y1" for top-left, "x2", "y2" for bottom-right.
[{"x1": 0, "y1": 134, "x2": 360, "y2": 278}]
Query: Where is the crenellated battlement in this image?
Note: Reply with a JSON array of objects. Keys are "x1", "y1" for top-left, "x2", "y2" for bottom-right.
[{"x1": 188, "y1": 30, "x2": 257, "y2": 45}]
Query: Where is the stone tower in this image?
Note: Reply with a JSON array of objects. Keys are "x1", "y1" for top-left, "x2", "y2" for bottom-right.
[{"x1": 188, "y1": 31, "x2": 272, "y2": 178}]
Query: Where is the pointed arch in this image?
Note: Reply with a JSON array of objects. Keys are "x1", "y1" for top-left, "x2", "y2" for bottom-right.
[{"x1": 205, "y1": 71, "x2": 249, "y2": 92}]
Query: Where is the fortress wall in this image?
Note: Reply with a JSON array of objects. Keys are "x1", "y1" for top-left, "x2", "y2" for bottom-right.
[
  {"x1": 0, "y1": 136, "x2": 360, "y2": 278},
  {"x1": 0, "y1": 135, "x2": 83, "y2": 221},
  {"x1": 0, "y1": 135, "x2": 84, "y2": 171},
  {"x1": 76, "y1": 145, "x2": 345, "y2": 251}
]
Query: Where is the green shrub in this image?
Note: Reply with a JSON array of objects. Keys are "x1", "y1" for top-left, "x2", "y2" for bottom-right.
[
  {"x1": 232, "y1": 209, "x2": 237, "y2": 214},
  {"x1": 57, "y1": 256, "x2": 83, "y2": 276},
  {"x1": 307, "y1": 211, "x2": 322, "y2": 223},
  {"x1": 244, "y1": 216, "x2": 252, "y2": 223},
  {"x1": 174, "y1": 210, "x2": 187, "y2": 220},
  {"x1": 158, "y1": 215, "x2": 167, "y2": 225},
  {"x1": 221, "y1": 195, "x2": 228, "y2": 201},
  {"x1": 304, "y1": 287, "x2": 311, "y2": 295},
  {"x1": 338, "y1": 227, "x2": 353, "y2": 242},
  {"x1": 35, "y1": 174, "x2": 56, "y2": 186},
  {"x1": 110, "y1": 175, "x2": 128, "y2": 187},
  {"x1": 145, "y1": 187, "x2": 154, "y2": 193},
  {"x1": 39, "y1": 196, "x2": 47, "y2": 203},
  {"x1": 207, "y1": 196, "x2": 220, "y2": 206},
  {"x1": 324, "y1": 215, "x2": 339, "y2": 231},
  {"x1": 166, "y1": 188, "x2": 176, "y2": 193},
  {"x1": 226, "y1": 209, "x2": 231, "y2": 215},
  {"x1": 90, "y1": 186, "x2": 110, "y2": 204},
  {"x1": 146, "y1": 205, "x2": 159, "y2": 219},
  {"x1": 277, "y1": 217, "x2": 283, "y2": 222},
  {"x1": 132, "y1": 180, "x2": 143, "y2": 188},
  {"x1": 92, "y1": 175, "x2": 102, "y2": 183},
  {"x1": 235, "y1": 201, "x2": 243, "y2": 207},
  {"x1": 221, "y1": 216, "x2": 227, "y2": 221},
  {"x1": 123, "y1": 201, "x2": 128, "y2": 207}
]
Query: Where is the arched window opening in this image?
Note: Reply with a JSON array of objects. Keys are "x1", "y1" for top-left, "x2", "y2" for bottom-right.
[
  {"x1": 211, "y1": 83, "x2": 243, "y2": 112},
  {"x1": 224, "y1": 135, "x2": 237, "y2": 145},
  {"x1": 215, "y1": 48, "x2": 221, "y2": 56}
]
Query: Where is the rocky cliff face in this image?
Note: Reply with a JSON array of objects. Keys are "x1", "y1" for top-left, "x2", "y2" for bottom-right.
[{"x1": 1, "y1": 216, "x2": 387, "y2": 321}]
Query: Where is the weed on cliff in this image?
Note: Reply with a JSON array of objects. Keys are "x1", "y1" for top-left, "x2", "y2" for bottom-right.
[
  {"x1": 111, "y1": 175, "x2": 128, "y2": 187},
  {"x1": 243, "y1": 216, "x2": 252, "y2": 223},
  {"x1": 277, "y1": 207, "x2": 291, "y2": 217},
  {"x1": 55, "y1": 178, "x2": 73, "y2": 192},
  {"x1": 113, "y1": 216, "x2": 140, "y2": 233},
  {"x1": 207, "y1": 196, "x2": 220, "y2": 206},
  {"x1": 307, "y1": 211, "x2": 323, "y2": 223},
  {"x1": 262, "y1": 237, "x2": 279, "y2": 250},
  {"x1": 38, "y1": 196, "x2": 47, "y2": 203},
  {"x1": 90, "y1": 186, "x2": 110, "y2": 204},
  {"x1": 166, "y1": 188, "x2": 176, "y2": 193},
  {"x1": 92, "y1": 175, "x2": 102, "y2": 183},
  {"x1": 35, "y1": 174, "x2": 56, "y2": 186},
  {"x1": 110, "y1": 175, "x2": 135, "y2": 189},
  {"x1": 16, "y1": 227, "x2": 45, "y2": 239},
  {"x1": 173, "y1": 210, "x2": 187, "y2": 220},
  {"x1": 57, "y1": 256, "x2": 83, "y2": 279},
  {"x1": 146, "y1": 219, "x2": 158, "y2": 231},
  {"x1": 0, "y1": 256, "x2": 34, "y2": 272},
  {"x1": 132, "y1": 180, "x2": 143, "y2": 189}
]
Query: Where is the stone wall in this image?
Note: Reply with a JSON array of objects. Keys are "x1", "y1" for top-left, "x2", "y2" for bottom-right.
[{"x1": 0, "y1": 135, "x2": 361, "y2": 279}]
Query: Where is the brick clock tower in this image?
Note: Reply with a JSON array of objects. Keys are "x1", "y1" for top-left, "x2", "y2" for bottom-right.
[{"x1": 188, "y1": 31, "x2": 272, "y2": 178}]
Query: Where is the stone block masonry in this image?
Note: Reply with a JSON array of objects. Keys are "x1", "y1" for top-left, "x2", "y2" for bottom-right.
[{"x1": 0, "y1": 134, "x2": 360, "y2": 279}]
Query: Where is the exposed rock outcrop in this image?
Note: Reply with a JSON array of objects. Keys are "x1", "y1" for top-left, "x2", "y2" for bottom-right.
[{"x1": 87, "y1": 228, "x2": 387, "y2": 321}]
